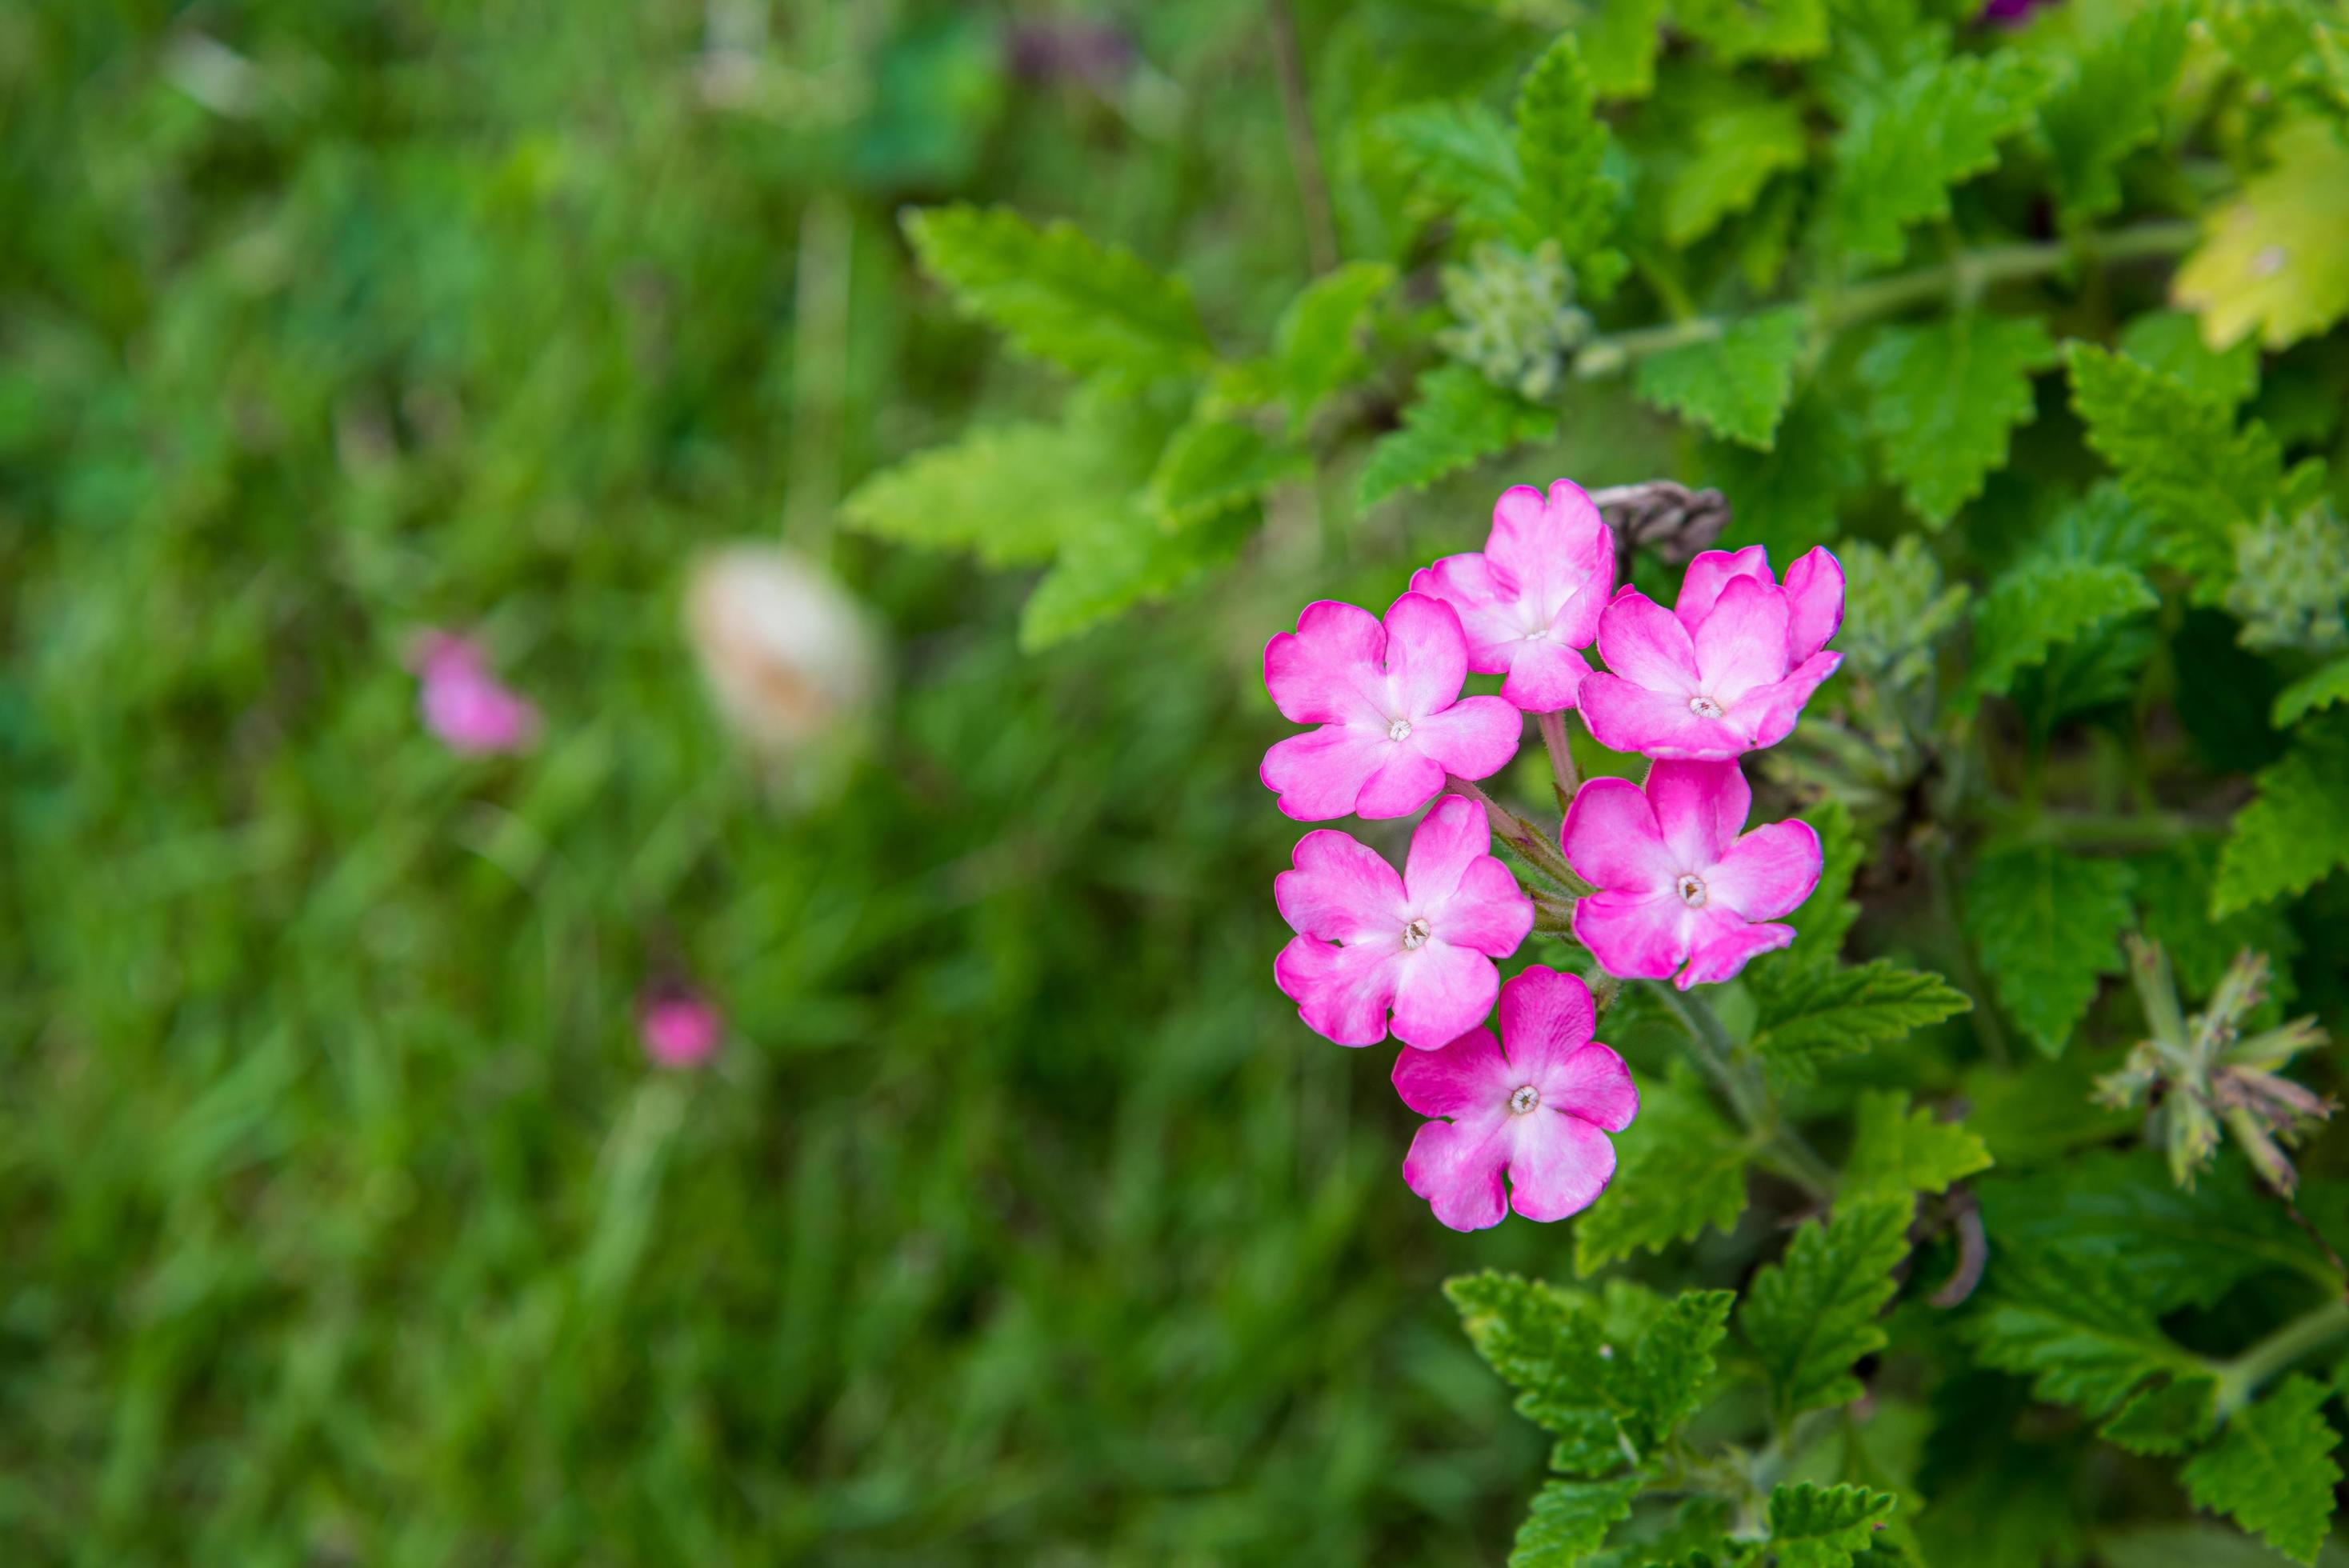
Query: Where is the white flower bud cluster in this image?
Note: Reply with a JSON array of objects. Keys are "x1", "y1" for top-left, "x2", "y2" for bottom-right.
[{"x1": 1435, "y1": 241, "x2": 1591, "y2": 402}]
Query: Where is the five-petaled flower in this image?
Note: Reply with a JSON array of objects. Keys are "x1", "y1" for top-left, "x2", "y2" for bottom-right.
[
  {"x1": 1577, "y1": 545, "x2": 1843, "y2": 759},
  {"x1": 1410, "y1": 479, "x2": 1615, "y2": 714},
  {"x1": 1275, "y1": 794, "x2": 1536, "y2": 1049},
  {"x1": 1394, "y1": 966, "x2": 1639, "y2": 1230},
  {"x1": 1563, "y1": 759, "x2": 1823, "y2": 989},
  {"x1": 1261, "y1": 594, "x2": 1523, "y2": 820}
]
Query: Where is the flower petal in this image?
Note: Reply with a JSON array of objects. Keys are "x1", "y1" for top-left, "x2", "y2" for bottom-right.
[
  {"x1": 1572, "y1": 890, "x2": 1692, "y2": 981},
  {"x1": 1505, "y1": 1111, "x2": 1618, "y2": 1222},
  {"x1": 1543, "y1": 1043, "x2": 1638, "y2": 1133},
  {"x1": 1692, "y1": 574, "x2": 1792, "y2": 704},
  {"x1": 1498, "y1": 638, "x2": 1595, "y2": 714},
  {"x1": 1382, "y1": 592, "x2": 1471, "y2": 721},
  {"x1": 1392, "y1": 1023, "x2": 1512, "y2": 1118},
  {"x1": 1275, "y1": 935, "x2": 1400, "y2": 1045},
  {"x1": 1674, "y1": 545, "x2": 1773, "y2": 631},
  {"x1": 1731, "y1": 650, "x2": 1843, "y2": 752},
  {"x1": 1595, "y1": 590, "x2": 1702, "y2": 694},
  {"x1": 1705, "y1": 818, "x2": 1822, "y2": 922},
  {"x1": 1261, "y1": 726, "x2": 1391, "y2": 821},
  {"x1": 1433, "y1": 856, "x2": 1536, "y2": 955},
  {"x1": 1389, "y1": 940, "x2": 1503, "y2": 1050},
  {"x1": 1403, "y1": 1115, "x2": 1512, "y2": 1231},
  {"x1": 1275, "y1": 829, "x2": 1407, "y2": 942},
  {"x1": 1783, "y1": 546, "x2": 1845, "y2": 665},
  {"x1": 1407, "y1": 694, "x2": 1523, "y2": 781},
  {"x1": 1578, "y1": 674, "x2": 1748, "y2": 760},
  {"x1": 1411, "y1": 554, "x2": 1519, "y2": 673},
  {"x1": 1646, "y1": 759, "x2": 1751, "y2": 874},
  {"x1": 1351, "y1": 742, "x2": 1451, "y2": 820},
  {"x1": 1403, "y1": 793, "x2": 1490, "y2": 906},
  {"x1": 1264, "y1": 599, "x2": 1388, "y2": 726},
  {"x1": 1561, "y1": 776, "x2": 1675, "y2": 894},
  {"x1": 1496, "y1": 965, "x2": 1595, "y2": 1079},
  {"x1": 1677, "y1": 916, "x2": 1795, "y2": 989}
]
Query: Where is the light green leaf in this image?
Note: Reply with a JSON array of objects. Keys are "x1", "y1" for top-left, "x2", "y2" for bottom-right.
[
  {"x1": 1749, "y1": 961, "x2": 1974, "y2": 1090},
  {"x1": 1359, "y1": 363, "x2": 1559, "y2": 508},
  {"x1": 2175, "y1": 118, "x2": 2349, "y2": 351},
  {"x1": 1635, "y1": 306, "x2": 1807, "y2": 449},
  {"x1": 1514, "y1": 33, "x2": 1627, "y2": 295},
  {"x1": 1663, "y1": 97, "x2": 1811, "y2": 246},
  {"x1": 1625, "y1": 1289, "x2": 1736, "y2": 1451},
  {"x1": 1446, "y1": 1271, "x2": 1627, "y2": 1474},
  {"x1": 1858, "y1": 313, "x2": 2057, "y2": 526},
  {"x1": 1831, "y1": 53, "x2": 2052, "y2": 264},
  {"x1": 2038, "y1": 3, "x2": 2191, "y2": 222},
  {"x1": 1146, "y1": 418, "x2": 1306, "y2": 530},
  {"x1": 1676, "y1": 0, "x2": 1829, "y2": 62},
  {"x1": 1764, "y1": 1482, "x2": 1897, "y2": 1568},
  {"x1": 1019, "y1": 504, "x2": 1250, "y2": 651},
  {"x1": 842, "y1": 421, "x2": 1106, "y2": 567},
  {"x1": 1582, "y1": 0, "x2": 1667, "y2": 99},
  {"x1": 2179, "y1": 1375, "x2": 2343, "y2": 1564},
  {"x1": 2099, "y1": 1375, "x2": 2219, "y2": 1456},
  {"x1": 2208, "y1": 0, "x2": 2349, "y2": 120},
  {"x1": 2213, "y1": 712, "x2": 2349, "y2": 914},
  {"x1": 1961, "y1": 557, "x2": 2156, "y2": 712},
  {"x1": 1740, "y1": 1197, "x2": 1911, "y2": 1428},
  {"x1": 902, "y1": 204, "x2": 1210, "y2": 382},
  {"x1": 2273, "y1": 657, "x2": 2349, "y2": 728},
  {"x1": 1698, "y1": 390, "x2": 1867, "y2": 560},
  {"x1": 1962, "y1": 846, "x2": 2134, "y2": 1055},
  {"x1": 1267, "y1": 261, "x2": 1395, "y2": 427},
  {"x1": 1842, "y1": 1090, "x2": 1991, "y2": 1203},
  {"x1": 1511, "y1": 1478, "x2": 1643, "y2": 1566},
  {"x1": 1576, "y1": 1064, "x2": 1751, "y2": 1273},
  {"x1": 2117, "y1": 308, "x2": 2260, "y2": 411}
]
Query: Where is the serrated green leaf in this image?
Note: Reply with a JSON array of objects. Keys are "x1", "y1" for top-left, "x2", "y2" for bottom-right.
[
  {"x1": 2099, "y1": 1374, "x2": 2218, "y2": 1456},
  {"x1": 1963, "y1": 846, "x2": 2134, "y2": 1055},
  {"x1": 1663, "y1": 97, "x2": 1810, "y2": 246},
  {"x1": 1512, "y1": 1477, "x2": 1643, "y2": 1566},
  {"x1": 1018, "y1": 503, "x2": 1250, "y2": 652},
  {"x1": 2117, "y1": 308, "x2": 2260, "y2": 411},
  {"x1": 1965, "y1": 1248, "x2": 2202, "y2": 1419},
  {"x1": 1831, "y1": 53, "x2": 2051, "y2": 264},
  {"x1": 1146, "y1": 417, "x2": 1305, "y2": 530},
  {"x1": 1576, "y1": 1064, "x2": 1751, "y2": 1273},
  {"x1": 1677, "y1": 0, "x2": 1829, "y2": 62},
  {"x1": 1267, "y1": 261, "x2": 1394, "y2": 429},
  {"x1": 841, "y1": 419, "x2": 1122, "y2": 566},
  {"x1": 1749, "y1": 961, "x2": 1973, "y2": 1090},
  {"x1": 2131, "y1": 840, "x2": 2301, "y2": 1004},
  {"x1": 1740, "y1": 1197, "x2": 1911, "y2": 1428},
  {"x1": 1698, "y1": 390, "x2": 1867, "y2": 560},
  {"x1": 2038, "y1": 3, "x2": 2190, "y2": 222},
  {"x1": 2179, "y1": 1375, "x2": 2343, "y2": 1564},
  {"x1": 1635, "y1": 306, "x2": 1807, "y2": 449},
  {"x1": 1765, "y1": 1482, "x2": 1897, "y2": 1568},
  {"x1": 903, "y1": 205, "x2": 1210, "y2": 382},
  {"x1": 1842, "y1": 1090, "x2": 1991, "y2": 1203},
  {"x1": 1961, "y1": 557, "x2": 2156, "y2": 712},
  {"x1": 1359, "y1": 363, "x2": 1559, "y2": 508},
  {"x1": 2209, "y1": 0, "x2": 2349, "y2": 120},
  {"x1": 1626, "y1": 1290, "x2": 1735, "y2": 1451},
  {"x1": 1583, "y1": 0, "x2": 1667, "y2": 99},
  {"x1": 2175, "y1": 118, "x2": 2349, "y2": 352},
  {"x1": 2273, "y1": 657, "x2": 2349, "y2": 728},
  {"x1": 1383, "y1": 101, "x2": 1521, "y2": 233},
  {"x1": 1514, "y1": 34, "x2": 1627, "y2": 295},
  {"x1": 2213, "y1": 712, "x2": 2349, "y2": 914},
  {"x1": 1858, "y1": 314, "x2": 2056, "y2": 526},
  {"x1": 1447, "y1": 1272, "x2": 1627, "y2": 1473}
]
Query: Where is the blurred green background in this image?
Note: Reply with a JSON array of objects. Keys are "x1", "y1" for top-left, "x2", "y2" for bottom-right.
[{"x1": 0, "y1": 2, "x2": 1646, "y2": 1560}]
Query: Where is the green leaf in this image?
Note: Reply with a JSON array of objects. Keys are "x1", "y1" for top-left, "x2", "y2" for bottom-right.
[
  {"x1": 1858, "y1": 314, "x2": 2057, "y2": 526},
  {"x1": 2175, "y1": 118, "x2": 2349, "y2": 351},
  {"x1": 1382, "y1": 101, "x2": 1520, "y2": 233},
  {"x1": 1576, "y1": 1064, "x2": 1751, "y2": 1273},
  {"x1": 2179, "y1": 1375, "x2": 2343, "y2": 1564},
  {"x1": 1831, "y1": 53, "x2": 2052, "y2": 265},
  {"x1": 1359, "y1": 363, "x2": 1559, "y2": 508},
  {"x1": 1446, "y1": 1272, "x2": 1626, "y2": 1473},
  {"x1": 1698, "y1": 390, "x2": 1867, "y2": 560},
  {"x1": 1267, "y1": 261, "x2": 1394, "y2": 428},
  {"x1": 1582, "y1": 0, "x2": 1667, "y2": 99},
  {"x1": 2208, "y1": 0, "x2": 2349, "y2": 120},
  {"x1": 1511, "y1": 1478, "x2": 1643, "y2": 1566},
  {"x1": 2131, "y1": 840, "x2": 2301, "y2": 1004},
  {"x1": 903, "y1": 204, "x2": 1210, "y2": 382},
  {"x1": 842, "y1": 421, "x2": 1105, "y2": 566},
  {"x1": 2213, "y1": 713, "x2": 2349, "y2": 914},
  {"x1": 1625, "y1": 1290, "x2": 1736, "y2": 1451},
  {"x1": 1960, "y1": 557, "x2": 2157, "y2": 712},
  {"x1": 2117, "y1": 308, "x2": 2260, "y2": 411},
  {"x1": 1749, "y1": 961, "x2": 1973, "y2": 1090},
  {"x1": 2274, "y1": 657, "x2": 2349, "y2": 728},
  {"x1": 1676, "y1": 0, "x2": 1829, "y2": 63},
  {"x1": 2099, "y1": 1374, "x2": 2218, "y2": 1456},
  {"x1": 1842, "y1": 1090, "x2": 1991, "y2": 1203},
  {"x1": 1964, "y1": 1249, "x2": 2201, "y2": 1419},
  {"x1": 1635, "y1": 306, "x2": 1807, "y2": 450},
  {"x1": 1146, "y1": 418, "x2": 1306, "y2": 530},
  {"x1": 2038, "y1": 3, "x2": 2191, "y2": 222},
  {"x1": 1663, "y1": 96, "x2": 1811, "y2": 246},
  {"x1": 1740, "y1": 1197, "x2": 1911, "y2": 1428},
  {"x1": 1019, "y1": 504, "x2": 1251, "y2": 652},
  {"x1": 1764, "y1": 1482, "x2": 1897, "y2": 1568},
  {"x1": 1962, "y1": 846, "x2": 2135, "y2": 1055},
  {"x1": 1513, "y1": 33, "x2": 1627, "y2": 295}
]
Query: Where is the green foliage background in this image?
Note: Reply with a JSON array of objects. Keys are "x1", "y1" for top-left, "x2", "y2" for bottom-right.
[{"x1": 7, "y1": 0, "x2": 2349, "y2": 1563}]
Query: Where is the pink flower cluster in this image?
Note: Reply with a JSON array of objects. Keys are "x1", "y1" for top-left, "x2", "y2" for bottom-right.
[{"x1": 1259, "y1": 482, "x2": 1841, "y2": 1230}]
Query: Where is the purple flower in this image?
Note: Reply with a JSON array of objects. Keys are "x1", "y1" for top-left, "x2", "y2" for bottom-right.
[
  {"x1": 415, "y1": 632, "x2": 539, "y2": 756},
  {"x1": 640, "y1": 989, "x2": 722, "y2": 1070},
  {"x1": 1410, "y1": 478, "x2": 1616, "y2": 714}
]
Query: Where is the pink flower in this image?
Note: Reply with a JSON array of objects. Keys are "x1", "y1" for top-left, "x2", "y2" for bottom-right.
[
  {"x1": 1409, "y1": 479, "x2": 1615, "y2": 714},
  {"x1": 1394, "y1": 966, "x2": 1638, "y2": 1231},
  {"x1": 1261, "y1": 594, "x2": 1523, "y2": 820},
  {"x1": 1563, "y1": 760, "x2": 1822, "y2": 989},
  {"x1": 415, "y1": 632, "x2": 540, "y2": 755},
  {"x1": 1275, "y1": 794, "x2": 1535, "y2": 1050},
  {"x1": 640, "y1": 990, "x2": 722, "y2": 1069},
  {"x1": 1577, "y1": 546, "x2": 1844, "y2": 760}
]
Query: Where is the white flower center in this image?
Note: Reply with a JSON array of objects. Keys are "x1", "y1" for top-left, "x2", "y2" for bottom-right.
[
  {"x1": 1677, "y1": 873, "x2": 1708, "y2": 908},
  {"x1": 1401, "y1": 917, "x2": 1431, "y2": 951},
  {"x1": 1687, "y1": 694, "x2": 1723, "y2": 718},
  {"x1": 1387, "y1": 717, "x2": 1413, "y2": 742},
  {"x1": 1508, "y1": 1084, "x2": 1540, "y2": 1115}
]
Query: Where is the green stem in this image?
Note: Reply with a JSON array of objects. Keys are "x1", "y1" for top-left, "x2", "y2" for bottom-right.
[
  {"x1": 1571, "y1": 220, "x2": 2197, "y2": 380},
  {"x1": 2212, "y1": 1299, "x2": 2349, "y2": 1415},
  {"x1": 1443, "y1": 773, "x2": 1583, "y2": 897},
  {"x1": 1536, "y1": 710, "x2": 1579, "y2": 815},
  {"x1": 1650, "y1": 983, "x2": 1837, "y2": 1201}
]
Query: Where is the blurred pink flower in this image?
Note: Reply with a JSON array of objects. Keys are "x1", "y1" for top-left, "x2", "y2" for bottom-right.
[
  {"x1": 1410, "y1": 478, "x2": 1616, "y2": 714},
  {"x1": 639, "y1": 990, "x2": 722, "y2": 1070},
  {"x1": 414, "y1": 632, "x2": 539, "y2": 755}
]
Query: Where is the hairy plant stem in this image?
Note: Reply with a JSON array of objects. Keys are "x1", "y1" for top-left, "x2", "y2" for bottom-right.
[
  {"x1": 1266, "y1": 0, "x2": 1338, "y2": 276},
  {"x1": 1443, "y1": 773, "x2": 1583, "y2": 895},
  {"x1": 2211, "y1": 1298, "x2": 2349, "y2": 1416},
  {"x1": 1651, "y1": 983, "x2": 1837, "y2": 1202},
  {"x1": 1536, "y1": 710, "x2": 1579, "y2": 814},
  {"x1": 1570, "y1": 220, "x2": 2198, "y2": 378}
]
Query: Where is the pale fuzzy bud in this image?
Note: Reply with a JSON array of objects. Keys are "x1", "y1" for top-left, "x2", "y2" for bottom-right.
[
  {"x1": 2162, "y1": 1090, "x2": 2221, "y2": 1188},
  {"x1": 686, "y1": 543, "x2": 887, "y2": 769},
  {"x1": 1436, "y1": 241, "x2": 1589, "y2": 402},
  {"x1": 2220, "y1": 1104, "x2": 2299, "y2": 1195},
  {"x1": 2095, "y1": 1041, "x2": 2165, "y2": 1111},
  {"x1": 2225, "y1": 502, "x2": 2349, "y2": 654}
]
